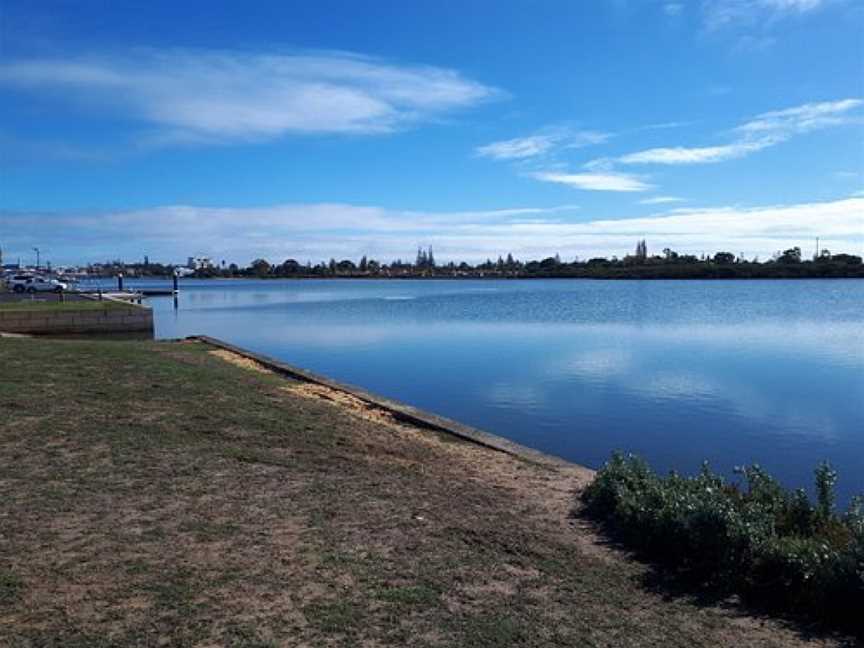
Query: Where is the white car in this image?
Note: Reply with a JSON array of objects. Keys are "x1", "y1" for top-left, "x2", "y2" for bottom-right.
[
  {"x1": 6, "y1": 274, "x2": 34, "y2": 290},
  {"x1": 10, "y1": 276, "x2": 68, "y2": 293}
]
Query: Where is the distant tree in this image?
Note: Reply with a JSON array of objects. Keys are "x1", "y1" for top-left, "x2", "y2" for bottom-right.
[
  {"x1": 250, "y1": 258, "x2": 271, "y2": 277},
  {"x1": 539, "y1": 256, "x2": 559, "y2": 269},
  {"x1": 713, "y1": 251, "x2": 736, "y2": 265},
  {"x1": 359, "y1": 255, "x2": 368, "y2": 272},
  {"x1": 777, "y1": 247, "x2": 802, "y2": 264},
  {"x1": 831, "y1": 253, "x2": 862, "y2": 265},
  {"x1": 280, "y1": 259, "x2": 302, "y2": 275}
]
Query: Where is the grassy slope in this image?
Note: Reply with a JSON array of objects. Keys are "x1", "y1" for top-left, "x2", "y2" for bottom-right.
[
  {"x1": 0, "y1": 299, "x2": 133, "y2": 312},
  {"x1": 0, "y1": 339, "x2": 848, "y2": 647}
]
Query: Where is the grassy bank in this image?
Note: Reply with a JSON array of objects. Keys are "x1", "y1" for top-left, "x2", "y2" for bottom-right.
[
  {"x1": 0, "y1": 338, "x2": 852, "y2": 646},
  {"x1": 0, "y1": 299, "x2": 132, "y2": 312}
]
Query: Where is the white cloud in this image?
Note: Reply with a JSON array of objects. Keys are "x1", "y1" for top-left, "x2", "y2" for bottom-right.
[
  {"x1": 616, "y1": 98, "x2": 861, "y2": 166},
  {"x1": 735, "y1": 99, "x2": 863, "y2": 137},
  {"x1": 758, "y1": 0, "x2": 824, "y2": 12},
  {"x1": 530, "y1": 171, "x2": 653, "y2": 192},
  {"x1": 638, "y1": 120, "x2": 694, "y2": 131},
  {"x1": 0, "y1": 50, "x2": 498, "y2": 143},
  {"x1": 703, "y1": 0, "x2": 826, "y2": 30},
  {"x1": 7, "y1": 198, "x2": 859, "y2": 265},
  {"x1": 476, "y1": 135, "x2": 560, "y2": 160},
  {"x1": 619, "y1": 139, "x2": 773, "y2": 164},
  {"x1": 639, "y1": 196, "x2": 686, "y2": 205},
  {"x1": 664, "y1": 3, "x2": 685, "y2": 16},
  {"x1": 476, "y1": 128, "x2": 609, "y2": 160}
]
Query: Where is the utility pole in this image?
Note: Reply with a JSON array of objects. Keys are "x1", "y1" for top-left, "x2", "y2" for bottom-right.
[
  {"x1": 815, "y1": 237, "x2": 820, "y2": 259},
  {"x1": 33, "y1": 247, "x2": 40, "y2": 270}
]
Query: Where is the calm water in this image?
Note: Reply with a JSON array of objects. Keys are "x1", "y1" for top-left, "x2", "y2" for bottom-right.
[{"x1": 93, "y1": 278, "x2": 864, "y2": 503}]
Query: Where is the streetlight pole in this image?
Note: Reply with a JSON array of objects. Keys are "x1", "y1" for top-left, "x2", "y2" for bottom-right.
[{"x1": 33, "y1": 247, "x2": 40, "y2": 270}]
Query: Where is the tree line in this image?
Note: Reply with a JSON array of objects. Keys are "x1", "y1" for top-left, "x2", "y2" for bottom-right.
[{"x1": 92, "y1": 242, "x2": 864, "y2": 280}]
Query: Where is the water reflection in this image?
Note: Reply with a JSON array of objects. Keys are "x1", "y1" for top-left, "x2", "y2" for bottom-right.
[{"x1": 103, "y1": 278, "x2": 864, "y2": 503}]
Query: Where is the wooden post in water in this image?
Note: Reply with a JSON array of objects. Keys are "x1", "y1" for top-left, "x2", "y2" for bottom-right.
[{"x1": 173, "y1": 270, "x2": 179, "y2": 310}]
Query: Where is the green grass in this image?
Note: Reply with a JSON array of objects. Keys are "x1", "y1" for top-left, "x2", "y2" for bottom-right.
[
  {"x1": 0, "y1": 569, "x2": 24, "y2": 605},
  {"x1": 0, "y1": 299, "x2": 134, "y2": 312},
  {"x1": 0, "y1": 337, "x2": 852, "y2": 647},
  {"x1": 376, "y1": 583, "x2": 439, "y2": 606},
  {"x1": 303, "y1": 600, "x2": 365, "y2": 634}
]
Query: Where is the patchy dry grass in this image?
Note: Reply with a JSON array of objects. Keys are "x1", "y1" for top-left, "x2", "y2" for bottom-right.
[
  {"x1": 0, "y1": 338, "x2": 853, "y2": 646},
  {"x1": 0, "y1": 298, "x2": 132, "y2": 312}
]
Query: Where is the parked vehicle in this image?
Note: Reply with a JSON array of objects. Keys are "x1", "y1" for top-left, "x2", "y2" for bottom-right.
[
  {"x1": 7, "y1": 274, "x2": 35, "y2": 290},
  {"x1": 11, "y1": 276, "x2": 68, "y2": 293}
]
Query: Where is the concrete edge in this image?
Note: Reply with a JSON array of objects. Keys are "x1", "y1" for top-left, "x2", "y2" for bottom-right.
[
  {"x1": 77, "y1": 292, "x2": 152, "y2": 310},
  {"x1": 189, "y1": 334, "x2": 583, "y2": 471}
]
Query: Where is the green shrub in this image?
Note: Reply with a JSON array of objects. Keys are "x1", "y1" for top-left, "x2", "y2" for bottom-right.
[{"x1": 582, "y1": 453, "x2": 864, "y2": 633}]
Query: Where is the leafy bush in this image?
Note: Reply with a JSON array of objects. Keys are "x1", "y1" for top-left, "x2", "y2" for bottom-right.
[{"x1": 582, "y1": 453, "x2": 864, "y2": 632}]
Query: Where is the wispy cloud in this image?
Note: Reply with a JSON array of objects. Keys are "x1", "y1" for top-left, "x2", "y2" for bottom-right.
[
  {"x1": 476, "y1": 134, "x2": 561, "y2": 160},
  {"x1": 3, "y1": 198, "x2": 860, "y2": 264},
  {"x1": 620, "y1": 139, "x2": 773, "y2": 165},
  {"x1": 530, "y1": 171, "x2": 653, "y2": 192},
  {"x1": 735, "y1": 98, "x2": 863, "y2": 137},
  {"x1": 475, "y1": 128, "x2": 609, "y2": 160},
  {"x1": 617, "y1": 98, "x2": 861, "y2": 166},
  {"x1": 0, "y1": 49, "x2": 499, "y2": 145},
  {"x1": 639, "y1": 196, "x2": 686, "y2": 205},
  {"x1": 702, "y1": 0, "x2": 826, "y2": 30},
  {"x1": 637, "y1": 120, "x2": 694, "y2": 131},
  {"x1": 476, "y1": 127, "x2": 619, "y2": 192}
]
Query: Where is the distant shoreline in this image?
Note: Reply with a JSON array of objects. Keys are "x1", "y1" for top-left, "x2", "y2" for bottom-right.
[{"x1": 89, "y1": 272, "x2": 864, "y2": 281}]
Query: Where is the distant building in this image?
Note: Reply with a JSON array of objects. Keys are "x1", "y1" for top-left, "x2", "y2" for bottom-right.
[{"x1": 187, "y1": 256, "x2": 214, "y2": 270}]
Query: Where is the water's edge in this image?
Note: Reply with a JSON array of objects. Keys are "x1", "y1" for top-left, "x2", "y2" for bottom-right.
[{"x1": 191, "y1": 334, "x2": 588, "y2": 473}]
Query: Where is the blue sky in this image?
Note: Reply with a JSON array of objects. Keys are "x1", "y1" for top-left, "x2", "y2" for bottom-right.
[{"x1": 1, "y1": 0, "x2": 862, "y2": 265}]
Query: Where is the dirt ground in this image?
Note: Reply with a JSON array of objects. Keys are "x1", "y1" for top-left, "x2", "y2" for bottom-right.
[{"x1": 0, "y1": 338, "x2": 854, "y2": 647}]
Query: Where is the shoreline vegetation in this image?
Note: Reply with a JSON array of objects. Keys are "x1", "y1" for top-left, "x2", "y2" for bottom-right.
[
  {"x1": 583, "y1": 454, "x2": 863, "y2": 634},
  {"x1": 2, "y1": 336, "x2": 859, "y2": 645},
  {"x1": 85, "y1": 243, "x2": 863, "y2": 280}
]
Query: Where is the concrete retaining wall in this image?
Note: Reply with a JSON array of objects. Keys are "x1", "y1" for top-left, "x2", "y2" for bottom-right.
[
  {"x1": 0, "y1": 303, "x2": 153, "y2": 335},
  {"x1": 192, "y1": 334, "x2": 580, "y2": 469}
]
